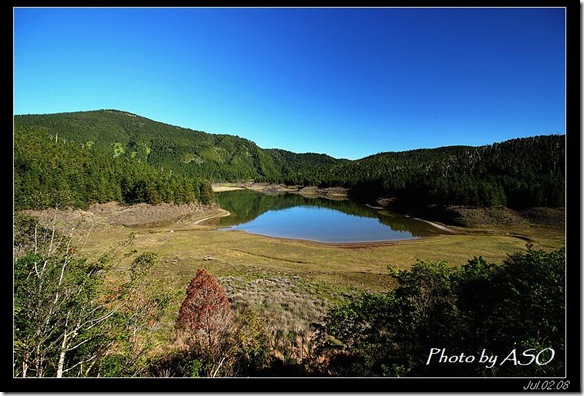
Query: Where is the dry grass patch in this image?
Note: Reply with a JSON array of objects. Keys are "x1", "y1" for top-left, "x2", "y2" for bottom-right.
[{"x1": 220, "y1": 275, "x2": 329, "y2": 331}]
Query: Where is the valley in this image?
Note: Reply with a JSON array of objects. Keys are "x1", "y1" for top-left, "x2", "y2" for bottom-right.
[{"x1": 13, "y1": 109, "x2": 567, "y2": 378}]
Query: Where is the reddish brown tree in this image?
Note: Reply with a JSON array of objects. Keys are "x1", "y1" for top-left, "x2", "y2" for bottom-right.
[
  {"x1": 175, "y1": 269, "x2": 235, "y2": 376},
  {"x1": 176, "y1": 268, "x2": 231, "y2": 333}
]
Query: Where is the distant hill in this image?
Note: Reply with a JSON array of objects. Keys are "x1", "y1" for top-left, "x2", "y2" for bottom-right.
[
  {"x1": 14, "y1": 109, "x2": 565, "y2": 211},
  {"x1": 328, "y1": 136, "x2": 565, "y2": 209},
  {"x1": 14, "y1": 109, "x2": 347, "y2": 183}
]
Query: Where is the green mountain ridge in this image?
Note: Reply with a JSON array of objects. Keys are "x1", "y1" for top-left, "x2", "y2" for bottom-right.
[{"x1": 14, "y1": 109, "x2": 565, "y2": 210}]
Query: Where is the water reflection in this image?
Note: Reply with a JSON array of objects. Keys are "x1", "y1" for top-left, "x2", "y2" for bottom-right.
[{"x1": 208, "y1": 189, "x2": 446, "y2": 243}]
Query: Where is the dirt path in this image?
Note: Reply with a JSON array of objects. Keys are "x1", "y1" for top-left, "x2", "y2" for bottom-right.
[
  {"x1": 192, "y1": 209, "x2": 231, "y2": 225},
  {"x1": 412, "y1": 218, "x2": 456, "y2": 233}
]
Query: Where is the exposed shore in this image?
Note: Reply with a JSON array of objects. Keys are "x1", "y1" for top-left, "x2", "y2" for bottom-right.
[
  {"x1": 411, "y1": 217, "x2": 456, "y2": 234},
  {"x1": 192, "y1": 208, "x2": 231, "y2": 225},
  {"x1": 18, "y1": 201, "x2": 226, "y2": 233},
  {"x1": 212, "y1": 182, "x2": 349, "y2": 199},
  {"x1": 212, "y1": 185, "x2": 246, "y2": 192}
]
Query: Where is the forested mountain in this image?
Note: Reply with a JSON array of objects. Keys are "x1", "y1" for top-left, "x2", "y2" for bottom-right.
[
  {"x1": 266, "y1": 148, "x2": 349, "y2": 186},
  {"x1": 14, "y1": 110, "x2": 284, "y2": 182},
  {"x1": 14, "y1": 124, "x2": 213, "y2": 209},
  {"x1": 328, "y1": 136, "x2": 565, "y2": 209},
  {"x1": 14, "y1": 109, "x2": 565, "y2": 211}
]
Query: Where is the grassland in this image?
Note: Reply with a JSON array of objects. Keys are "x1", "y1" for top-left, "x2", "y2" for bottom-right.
[{"x1": 21, "y1": 197, "x2": 565, "y2": 338}]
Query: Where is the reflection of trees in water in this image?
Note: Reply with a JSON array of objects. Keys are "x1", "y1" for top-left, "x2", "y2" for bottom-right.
[{"x1": 214, "y1": 189, "x2": 440, "y2": 237}]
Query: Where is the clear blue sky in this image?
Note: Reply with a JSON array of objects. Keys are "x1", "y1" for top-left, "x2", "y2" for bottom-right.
[{"x1": 13, "y1": 7, "x2": 566, "y2": 160}]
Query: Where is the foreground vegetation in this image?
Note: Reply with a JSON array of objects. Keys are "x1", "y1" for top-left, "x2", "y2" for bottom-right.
[
  {"x1": 317, "y1": 247, "x2": 564, "y2": 377},
  {"x1": 13, "y1": 203, "x2": 565, "y2": 377}
]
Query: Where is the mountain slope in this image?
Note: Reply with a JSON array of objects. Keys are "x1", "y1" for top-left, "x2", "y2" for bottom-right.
[
  {"x1": 14, "y1": 109, "x2": 565, "y2": 210},
  {"x1": 14, "y1": 110, "x2": 282, "y2": 182},
  {"x1": 331, "y1": 135, "x2": 565, "y2": 209},
  {"x1": 14, "y1": 123, "x2": 214, "y2": 209},
  {"x1": 14, "y1": 110, "x2": 348, "y2": 183}
]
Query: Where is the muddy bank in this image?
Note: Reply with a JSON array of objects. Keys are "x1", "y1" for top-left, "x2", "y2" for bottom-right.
[{"x1": 192, "y1": 209, "x2": 231, "y2": 225}]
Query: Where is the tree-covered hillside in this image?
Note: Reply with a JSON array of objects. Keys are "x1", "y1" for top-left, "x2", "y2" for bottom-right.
[
  {"x1": 329, "y1": 135, "x2": 565, "y2": 209},
  {"x1": 14, "y1": 110, "x2": 333, "y2": 183},
  {"x1": 14, "y1": 110, "x2": 565, "y2": 211},
  {"x1": 265, "y1": 148, "x2": 350, "y2": 186},
  {"x1": 14, "y1": 124, "x2": 213, "y2": 210}
]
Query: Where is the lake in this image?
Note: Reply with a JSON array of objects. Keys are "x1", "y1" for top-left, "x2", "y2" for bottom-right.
[{"x1": 206, "y1": 189, "x2": 449, "y2": 243}]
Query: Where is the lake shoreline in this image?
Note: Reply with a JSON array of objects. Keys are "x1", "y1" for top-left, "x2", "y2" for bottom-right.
[
  {"x1": 18, "y1": 199, "x2": 565, "y2": 300},
  {"x1": 212, "y1": 182, "x2": 349, "y2": 199},
  {"x1": 19, "y1": 191, "x2": 563, "y2": 250},
  {"x1": 410, "y1": 217, "x2": 456, "y2": 234},
  {"x1": 210, "y1": 185, "x2": 564, "y2": 238},
  {"x1": 213, "y1": 183, "x2": 458, "y2": 236},
  {"x1": 212, "y1": 188, "x2": 456, "y2": 242},
  {"x1": 192, "y1": 208, "x2": 232, "y2": 225}
]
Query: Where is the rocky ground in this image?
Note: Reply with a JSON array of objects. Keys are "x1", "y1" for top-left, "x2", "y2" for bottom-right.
[{"x1": 19, "y1": 201, "x2": 221, "y2": 234}]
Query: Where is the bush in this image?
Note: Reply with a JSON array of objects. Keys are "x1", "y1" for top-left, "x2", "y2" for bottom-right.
[{"x1": 317, "y1": 248, "x2": 565, "y2": 377}]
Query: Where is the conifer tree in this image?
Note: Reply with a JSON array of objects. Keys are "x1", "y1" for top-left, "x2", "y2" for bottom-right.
[{"x1": 175, "y1": 269, "x2": 235, "y2": 377}]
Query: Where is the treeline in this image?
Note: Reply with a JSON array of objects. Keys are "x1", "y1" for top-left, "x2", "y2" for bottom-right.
[
  {"x1": 14, "y1": 110, "x2": 565, "y2": 210},
  {"x1": 13, "y1": 214, "x2": 565, "y2": 377},
  {"x1": 327, "y1": 136, "x2": 565, "y2": 209},
  {"x1": 14, "y1": 125, "x2": 213, "y2": 210},
  {"x1": 266, "y1": 148, "x2": 349, "y2": 186}
]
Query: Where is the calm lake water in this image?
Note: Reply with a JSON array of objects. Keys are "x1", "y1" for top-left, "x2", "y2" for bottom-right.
[{"x1": 208, "y1": 189, "x2": 447, "y2": 243}]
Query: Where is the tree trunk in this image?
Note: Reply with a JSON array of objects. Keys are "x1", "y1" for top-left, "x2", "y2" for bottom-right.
[
  {"x1": 21, "y1": 358, "x2": 28, "y2": 377},
  {"x1": 56, "y1": 331, "x2": 68, "y2": 378}
]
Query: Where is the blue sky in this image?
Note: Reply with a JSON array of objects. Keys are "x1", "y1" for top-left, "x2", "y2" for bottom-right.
[{"x1": 13, "y1": 7, "x2": 566, "y2": 160}]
